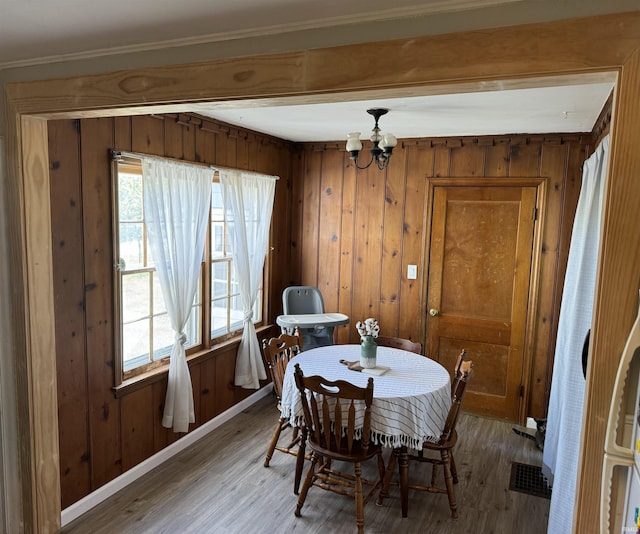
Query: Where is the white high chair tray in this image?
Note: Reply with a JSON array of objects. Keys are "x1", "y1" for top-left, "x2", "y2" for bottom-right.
[{"x1": 276, "y1": 313, "x2": 350, "y2": 328}]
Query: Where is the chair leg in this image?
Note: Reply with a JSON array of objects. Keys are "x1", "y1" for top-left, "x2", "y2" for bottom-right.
[
  {"x1": 294, "y1": 427, "x2": 307, "y2": 495},
  {"x1": 377, "y1": 448, "x2": 398, "y2": 505},
  {"x1": 450, "y1": 451, "x2": 458, "y2": 484},
  {"x1": 354, "y1": 462, "x2": 364, "y2": 534},
  {"x1": 264, "y1": 418, "x2": 284, "y2": 467},
  {"x1": 376, "y1": 451, "x2": 386, "y2": 486},
  {"x1": 295, "y1": 453, "x2": 318, "y2": 517},
  {"x1": 441, "y1": 450, "x2": 458, "y2": 519}
]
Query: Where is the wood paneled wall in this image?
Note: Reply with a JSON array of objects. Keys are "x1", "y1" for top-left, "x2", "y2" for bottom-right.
[
  {"x1": 292, "y1": 134, "x2": 592, "y2": 418},
  {"x1": 48, "y1": 114, "x2": 293, "y2": 508}
]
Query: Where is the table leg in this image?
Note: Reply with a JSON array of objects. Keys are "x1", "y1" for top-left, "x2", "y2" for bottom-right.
[{"x1": 398, "y1": 445, "x2": 409, "y2": 518}]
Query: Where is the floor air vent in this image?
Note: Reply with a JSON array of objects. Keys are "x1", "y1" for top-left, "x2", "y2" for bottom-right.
[{"x1": 509, "y1": 462, "x2": 552, "y2": 499}]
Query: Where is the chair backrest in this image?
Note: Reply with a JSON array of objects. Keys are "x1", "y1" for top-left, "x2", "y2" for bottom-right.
[
  {"x1": 282, "y1": 286, "x2": 325, "y2": 315},
  {"x1": 262, "y1": 329, "x2": 303, "y2": 400},
  {"x1": 441, "y1": 360, "x2": 474, "y2": 442},
  {"x1": 450, "y1": 348, "x2": 469, "y2": 393},
  {"x1": 294, "y1": 364, "x2": 374, "y2": 455},
  {"x1": 376, "y1": 336, "x2": 422, "y2": 354},
  {"x1": 453, "y1": 348, "x2": 468, "y2": 379}
]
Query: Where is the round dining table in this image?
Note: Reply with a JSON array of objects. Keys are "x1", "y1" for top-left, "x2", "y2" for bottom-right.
[{"x1": 280, "y1": 343, "x2": 452, "y2": 518}]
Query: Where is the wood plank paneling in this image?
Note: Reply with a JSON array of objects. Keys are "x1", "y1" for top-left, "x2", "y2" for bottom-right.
[
  {"x1": 508, "y1": 140, "x2": 541, "y2": 176},
  {"x1": 132, "y1": 116, "x2": 164, "y2": 155},
  {"x1": 484, "y1": 141, "x2": 510, "y2": 177},
  {"x1": 80, "y1": 117, "x2": 122, "y2": 490},
  {"x1": 533, "y1": 141, "x2": 568, "y2": 418},
  {"x1": 352, "y1": 161, "x2": 385, "y2": 329},
  {"x1": 225, "y1": 135, "x2": 237, "y2": 168},
  {"x1": 189, "y1": 364, "x2": 201, "y2": 433},
  {"x1": 378, "y1": 150, "x2": 406, "y2": 335},
  {"x1": 300, "y1": 150, "x2": 321, "y2": 286},
  {"x1": 195, "y1": 127, "x2": 215, "y2": 165},
  {"x1": 450, "y1": 142, "x2": 485, "y2": 176},
  {"x1": 49, "y1": 119, "x2": 91, "y2": 508},
  {"x1": 164, "y1": 118, "x2": 184, "y2": 159},
  {"x1": 114, "y1": 117, "x2": 131, "y2": 152},
  {"x1": 182, "y1": 122, "x2": 196, "y2": 162},
  {"x1": 121, "y1": 388, "x2": 155, "y2": 472},
  {"x1": 236, "y1": 132, "x2": 249, "y2": 170},
  {"x1": 199, "y1": 359, "x2": 217, "y2": 422},
  {"x1": 152, "y1": 381, "x2": 171, "y2": 451},
  {"x1": 296, "y1": 134, "x2": 589, "y2": 418},
  {"x1": 400, "y1": 146, "x2": 433, "y2": 343},
  {"x1": 49, "y1": 113, "x2": 294, "y2": 507},
  {"x1": 215, "y1": 349, "x2": 238, "y2": 415},
  {"x1": 337, "y1": 157, "x2": 357, "y2": 344},
  {"x1": 317, "y1": 149, "x2": 343, "y2": 315},
  {"x1": 433, "y1": 144, "x2": 450, "y2": 177}
]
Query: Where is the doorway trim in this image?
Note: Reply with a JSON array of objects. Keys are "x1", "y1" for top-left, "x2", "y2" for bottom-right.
[{"x1": 4, "y1": 11, "x2": 640, "y2": 533}]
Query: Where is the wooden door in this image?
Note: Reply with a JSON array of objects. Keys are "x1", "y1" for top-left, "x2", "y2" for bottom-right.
[{"x1": 426, "y1": 180, "x2": 539, "y2": 421}]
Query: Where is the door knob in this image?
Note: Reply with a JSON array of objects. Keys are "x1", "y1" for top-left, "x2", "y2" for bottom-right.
[{"x1": 429, "y1": 308, "x2": 440, "y2": 317}]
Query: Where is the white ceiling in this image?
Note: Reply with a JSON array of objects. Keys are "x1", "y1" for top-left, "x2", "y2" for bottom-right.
[
  {"x1": 0, "y1": 0, "x2": 622, "y2": 139},
  {"x1": 199, "y1": 82, "x2": 614, "y2": 142}
]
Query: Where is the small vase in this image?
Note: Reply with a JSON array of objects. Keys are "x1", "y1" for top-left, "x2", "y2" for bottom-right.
[{"x1": 360, "y1": 335, "x2": 378, "y2": 368}]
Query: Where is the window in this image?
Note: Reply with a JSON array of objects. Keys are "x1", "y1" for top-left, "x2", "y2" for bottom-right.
[{"x1": 113, "y1": 158, "x2": 264, "y2": 382}]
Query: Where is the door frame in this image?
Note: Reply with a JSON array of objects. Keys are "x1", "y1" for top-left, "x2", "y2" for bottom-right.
[
  {"x1": 421, "y1": 177, "x2": 546, "y2": 424},
  {"x1": 4, "y1": 12, "x2": 640, "y2": 533}
]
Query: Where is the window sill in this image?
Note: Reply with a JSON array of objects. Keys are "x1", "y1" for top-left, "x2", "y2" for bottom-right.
[{"x1": 112, "y1": 324, "x2": 276, "y2": 398}]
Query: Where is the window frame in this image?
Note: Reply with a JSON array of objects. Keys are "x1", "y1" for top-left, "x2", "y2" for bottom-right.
[{"x1": 111, "y1": 156, "x2": 268, "y2": 390}]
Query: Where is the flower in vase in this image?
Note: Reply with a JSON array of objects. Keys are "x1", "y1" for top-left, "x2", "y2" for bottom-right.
[{"x1": 356, "y1": 318, "x2": 380, "y2": 341}]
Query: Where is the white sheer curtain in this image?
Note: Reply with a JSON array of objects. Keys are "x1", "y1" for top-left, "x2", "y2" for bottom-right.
[
  {"x1": 219, "y1": 169, "x2": 277, "y2": 389},
  {"x1": 542, "y1": 135, "x2": 610, "y2": 532},
  {"x1": 142, "y1": 158, "x2": 212, "y2": 433}
]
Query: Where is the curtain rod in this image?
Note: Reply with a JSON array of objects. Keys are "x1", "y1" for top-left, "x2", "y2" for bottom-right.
[{"x1": 110, "y1": 149, "x2": 279, "y2": 179}]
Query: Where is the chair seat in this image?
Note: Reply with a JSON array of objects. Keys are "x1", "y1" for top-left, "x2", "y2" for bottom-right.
[
  {"x1": 307, "y1": 436, "x2": 383, "y2": 464},
  {"x1": 419, "y1": 429, "x2": 458, "y2": 452}
]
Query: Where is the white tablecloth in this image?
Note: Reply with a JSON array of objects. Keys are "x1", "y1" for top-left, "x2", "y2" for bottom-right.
[{"x1": 280, "y1": 344, "x2": 451, "y2": 450}]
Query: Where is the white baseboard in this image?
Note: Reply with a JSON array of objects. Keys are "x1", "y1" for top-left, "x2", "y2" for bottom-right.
[{"x1": 61, "y1": 384, "x2": 272, "y2": 526}]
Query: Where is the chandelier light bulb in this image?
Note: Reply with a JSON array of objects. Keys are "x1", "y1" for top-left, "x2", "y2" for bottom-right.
[
  {"x1": 346, "y1": 108, "x2": 396, "y2": 170},
  {"x1": 381, "y1": 133, "x2": 397, "y2": 149},
  {"x1": 346, "y1": 132, "x2": 363, "y2": 152}
]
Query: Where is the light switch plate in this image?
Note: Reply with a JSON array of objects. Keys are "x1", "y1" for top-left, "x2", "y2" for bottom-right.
[{"x1": 407, "y1": 265, "x2": 417, "y2": 279}]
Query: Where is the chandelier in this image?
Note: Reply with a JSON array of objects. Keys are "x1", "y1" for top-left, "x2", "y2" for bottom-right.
[{"x1": 346, "y1": 108, "x2": 397, "y2": 170}]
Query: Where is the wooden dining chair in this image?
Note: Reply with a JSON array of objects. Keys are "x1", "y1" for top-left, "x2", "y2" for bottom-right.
[
  {"x1": 441, "y1": 348, "x2": 468, "y2": 487},
  {"x1": 261, "y1": 329, "x2": 304, "y2": 473},
  {"x1": 378, "y1": 360, "x2": 474, "y2": 519},
  {"x1": 376, "y1": 335, "x2": 422, "y2": 354},
  {"x1": 293, "y1": 364, "x2": 386, "y2": 534}
]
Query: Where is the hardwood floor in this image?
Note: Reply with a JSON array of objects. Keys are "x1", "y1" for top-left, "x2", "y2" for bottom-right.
[{"x1": 61, "y1": 395, "x2": 549, "y2": 533}]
